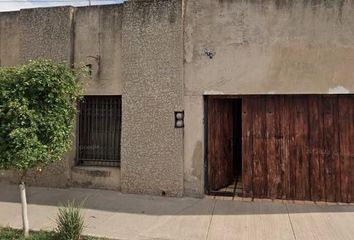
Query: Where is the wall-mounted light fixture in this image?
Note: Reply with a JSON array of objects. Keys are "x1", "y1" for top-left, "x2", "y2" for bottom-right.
[{"x1": 175, "y1": 111, "x2": 184, "y2": 128}]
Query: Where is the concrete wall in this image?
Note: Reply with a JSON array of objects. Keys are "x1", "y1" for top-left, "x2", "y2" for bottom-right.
[
  {"x1": 121, "y1": 0, "x2": 184, "y2": 196},
  {"x1": 183, "y1": 95, "x2": 204, "y2": 197},
  {"x1": 74, "y1": 5, "x2": 123, "y2": 95},
  {"x1": 184, "y1": 0, "x2": 354, "y2": 95},
  {"x1": 20, "y1": 7, "x2": 75, "y2": 64},
  {"x1": 183, "y1": 0, "x2": 354, "y2": 196},
  {"x1": 0, "y1": 12, "x2": 20, "y2": 67},
  {"x1": 71, "y1": 166, "x2": 121, "y2": 190}
]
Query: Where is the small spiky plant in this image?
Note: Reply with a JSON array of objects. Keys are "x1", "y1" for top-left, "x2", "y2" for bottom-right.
[{"x1": 55, "y1": 201, "x2": 85, "y2": 240}]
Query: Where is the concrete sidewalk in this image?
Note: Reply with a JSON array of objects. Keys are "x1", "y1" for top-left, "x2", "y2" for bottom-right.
[{"x1": 1, "y1": 183, "x2": 354, "y2": 240}]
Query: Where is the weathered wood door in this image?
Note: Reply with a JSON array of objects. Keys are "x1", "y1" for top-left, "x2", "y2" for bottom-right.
[
  {"x1": 242, "y1": 95, "x2": 354, "y2": 202},
  {"x1": 208, "y1": 98, "x2": 234, "y2": 191}
]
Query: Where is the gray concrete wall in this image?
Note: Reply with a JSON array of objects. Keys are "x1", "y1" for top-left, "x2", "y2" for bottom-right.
[
  {"x1": 71, "y1": 166, "x2": 121, "y2": 190},
  {"x1": 74, "y1": 5, "x2": 123, "y2": 96},
  {"x1": 121, "y1": 0, "x2": 184, "y2": 196},
  {"x1": 184, "y1": 0, "x2": 354, "y2": 95},
  {"x1": 183, "y1": 0, "x2": 354, "y2": 196},
  {"x1": 0, "y1": 11, "x2": 20, "y2": 67},
  {"x1": 183, "y1": 95, "x2": 204, "y2": 197},
  {"x1": 20, "y1": 6, "x2": 75, "y2": 64}
]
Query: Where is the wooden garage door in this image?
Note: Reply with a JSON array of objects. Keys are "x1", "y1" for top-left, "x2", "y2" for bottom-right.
[{"x1": 242, "y1": 95, "x2": 354, "y2": 202}]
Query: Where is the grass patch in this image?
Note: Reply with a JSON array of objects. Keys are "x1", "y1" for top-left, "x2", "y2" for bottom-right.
[
  {"x1": 0, "y1": 228, "x2": 55, "y2": 240},
  {"x1": 0, "y1": 227, "x2": 105, "y2": 240}
]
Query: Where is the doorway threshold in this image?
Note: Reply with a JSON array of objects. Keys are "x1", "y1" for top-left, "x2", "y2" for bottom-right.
[{"x1": 209, "y1": 176, "x2": 243, "y2": 199}]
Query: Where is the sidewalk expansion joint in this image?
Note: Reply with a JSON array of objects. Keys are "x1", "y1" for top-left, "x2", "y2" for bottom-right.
[
  {"x1": 205, "y1": 199, "x2": 216, "y2": 240},
  {"x1": 285, "y1": 203, "x2": 297, "y2": 240}
]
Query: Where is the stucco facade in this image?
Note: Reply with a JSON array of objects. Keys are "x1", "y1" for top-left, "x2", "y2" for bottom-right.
[{"x1": 1, "y1": 0, "x2": 354, "y2": 198}]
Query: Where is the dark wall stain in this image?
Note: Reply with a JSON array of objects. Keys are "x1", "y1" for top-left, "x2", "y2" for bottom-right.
[
  {"x1": 191, "y1": 141, "x2": 203, "y2": 180},
  {"x1": 72, "y1": 168, "x2": 111, "y2": 178}
]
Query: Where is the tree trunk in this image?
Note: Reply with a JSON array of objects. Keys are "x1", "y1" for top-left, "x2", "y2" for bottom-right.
[{"x1": 19, "y1": 182, "x2": 29, "y2": 237}]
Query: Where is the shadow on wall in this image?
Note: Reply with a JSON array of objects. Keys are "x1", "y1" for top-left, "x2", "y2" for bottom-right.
[{"x1": 1, "y1": 183, "x2": 354, "y2": 216}]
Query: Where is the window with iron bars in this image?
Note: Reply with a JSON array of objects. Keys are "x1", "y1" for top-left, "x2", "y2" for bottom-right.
[{"x1": 76, "y1": 96, "x2": 121, "y2": 167}]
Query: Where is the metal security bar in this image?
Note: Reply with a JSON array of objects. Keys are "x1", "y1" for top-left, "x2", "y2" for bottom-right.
[{"x1": 77, "y1": 96, "x2": 121, "y2": 167}]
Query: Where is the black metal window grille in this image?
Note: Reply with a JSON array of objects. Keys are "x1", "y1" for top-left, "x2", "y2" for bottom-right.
[{"x1": 77, "y1": 96, "x2": 121, "y2": 167}]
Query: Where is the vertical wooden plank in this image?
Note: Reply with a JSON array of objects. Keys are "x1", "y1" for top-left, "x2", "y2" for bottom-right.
[
  {"x1": 266, "y1": 96, "x2": 277, "y2": 199},
  {"x1": 333, "y1": 96, "x2": 341, "y2": 202},
  {"x1": 307, "y1": 96, "x2": 321, "y2": 201},
  {"x1": 294, "y1": 96, "x2": 310, "y2": 200},
  {"x1": 338, "y1": 96, "x2": 348, "y2": 202},
  {"x1": 322, "y1": 96, "x2": 338, "y2": 202},
  {"x1": 221, "y1": 100, "x2": 234, "y2": 186},
  {"x1": 288, "y1": 96, "x2": 297, "y2": 199},
  {"x1": 214, "y1": 99, "x2": 221, "y2": 189},
  {"x1": 207, "y1": 98, "x2": 214, "y2": 192},
  {"x1": 280, "y1": 96, "x2": 291, "y2": 199},
  {"x1": 252, "y1": 96, "x2": 262, "y2": 197},
  {"x1": 338, "y1": 96, "x2": 354, "y2": 202},
  {"x1": 207, "y1": 98, "x2": 234, "y2": 191},
  {"x1": 242, "y1": 97, "x2": 253, "y2": 197},
  {"x1": 261, "y1": 97, "x2": 268, "y2": 198},
  {"x1": 317, "y1": 97, "x2": 327, "y2": 201},
  {"x1": 274, "y1": 96, "x2": 284, "y2": 199},
  {"x1": 212, "y1": 99, "x2": 219, "y2": 189},
  {"x1": 252, "y1": 96, "x2": 267, "y2": 198},
  {"x1": 349, "y1": 96, "x2": 354, "y2": 203},
  {"x1": 293, "y1": 96, "x2": 302, "y2": 200},
  {"x1": 234, "y1": 100, "x2": 243, "y2": 178}
]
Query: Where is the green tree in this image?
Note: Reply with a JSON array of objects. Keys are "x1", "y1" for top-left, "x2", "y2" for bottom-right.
[{"x1": 0, "y1": 60, "x2": 83, "y2": 237}]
